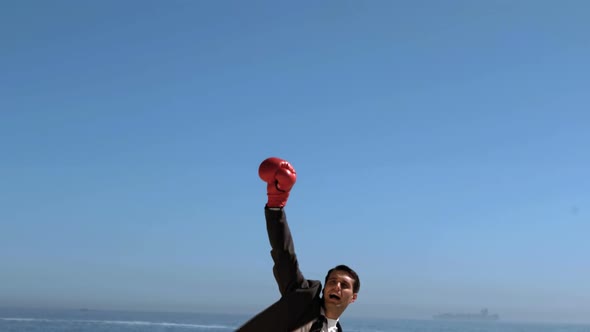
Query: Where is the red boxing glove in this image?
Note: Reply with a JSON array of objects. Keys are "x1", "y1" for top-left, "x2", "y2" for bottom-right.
[{"x1": 258, "y1": 157, "x2": 297, "y2": 208}]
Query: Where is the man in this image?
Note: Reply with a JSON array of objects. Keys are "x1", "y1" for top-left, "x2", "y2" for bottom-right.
[{"x1": 236, "y1": 157, "x2": 360, "y2": 332}]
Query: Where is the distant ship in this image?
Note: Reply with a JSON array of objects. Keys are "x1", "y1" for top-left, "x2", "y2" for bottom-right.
[{"x1": 433, "y1": 308, "x2": 499, "y2": 321}]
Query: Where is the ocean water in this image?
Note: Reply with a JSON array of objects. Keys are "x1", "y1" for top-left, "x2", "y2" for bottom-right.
[{"x1": 0, "y1": 308, "x2": 588, "y2": 332}]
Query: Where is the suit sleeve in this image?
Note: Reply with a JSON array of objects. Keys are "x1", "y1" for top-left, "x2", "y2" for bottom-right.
[{"x1": 265, "y1": 206, "x2": 307, "y2": 296}]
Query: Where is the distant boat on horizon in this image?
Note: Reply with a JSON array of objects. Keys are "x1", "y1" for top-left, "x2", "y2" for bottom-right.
[{"x1": 433, "y1": 308, "x2": 499, "y2": 321}]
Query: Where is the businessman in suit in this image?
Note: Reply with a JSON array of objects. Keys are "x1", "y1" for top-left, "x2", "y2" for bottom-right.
[{"x1": 236, "y1": 157, "x2": 360, "y2": 332}]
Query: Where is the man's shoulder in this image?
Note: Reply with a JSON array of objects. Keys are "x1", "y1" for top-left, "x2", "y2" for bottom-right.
[
  {"x1": 299, "y1": 278, "x2": 322, "y2": 292},
  {"x1": 290, "y1": 278, "x2": 322, "y2": 298}
]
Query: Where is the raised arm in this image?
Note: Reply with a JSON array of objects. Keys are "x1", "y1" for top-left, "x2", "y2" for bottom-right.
[
  {"x1": 235, "y1": 158, "x2": 317, "y2": 331},
  {"x1": 265, "y1": 207, "x2": 306, "y2": 295},
  {"x1": 259, "y1": 157, "x2": 305, "y2": 295}
]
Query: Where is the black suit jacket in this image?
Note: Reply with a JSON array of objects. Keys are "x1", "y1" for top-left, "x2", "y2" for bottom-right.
[{"x1": 236, "y1": 207, "x2": 342, "y2": 332}]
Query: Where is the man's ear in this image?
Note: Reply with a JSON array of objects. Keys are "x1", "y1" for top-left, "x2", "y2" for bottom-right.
[{"x1": 350, "y1": 293, "x2": 358, "y2": 303}]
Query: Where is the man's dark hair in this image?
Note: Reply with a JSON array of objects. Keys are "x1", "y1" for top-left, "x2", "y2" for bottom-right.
[{"x1": 324, "y1": 264, "x2": 360, "y2": 294}]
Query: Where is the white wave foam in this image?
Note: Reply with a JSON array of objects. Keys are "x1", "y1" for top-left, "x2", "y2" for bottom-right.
[{"x1": 0, "y1": 317, "x2": 232, "y2": 329}]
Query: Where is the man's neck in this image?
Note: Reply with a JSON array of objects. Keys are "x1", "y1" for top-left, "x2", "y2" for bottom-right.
[{"x1": 322, "y1": 306, "x2": 343, "y2": 320}]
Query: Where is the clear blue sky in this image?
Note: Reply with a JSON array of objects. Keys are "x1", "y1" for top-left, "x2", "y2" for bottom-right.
[{"x1": 1, "y1": 0, "x2": 589, "y2": 324}]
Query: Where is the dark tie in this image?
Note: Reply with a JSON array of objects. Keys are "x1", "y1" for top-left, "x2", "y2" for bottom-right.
[{"x1": 309, "y1": 315, "x2": 326, "y2": 332}]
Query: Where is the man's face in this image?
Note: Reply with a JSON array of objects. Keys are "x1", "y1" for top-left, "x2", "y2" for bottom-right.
[{"x1": 323, "y1": 270, "x2": 358, "y2": 310}]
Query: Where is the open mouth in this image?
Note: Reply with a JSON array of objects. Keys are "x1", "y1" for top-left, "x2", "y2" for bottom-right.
[{"x1": 329, "y1": 294, "x2": 341, "y2": 300}]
